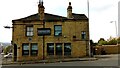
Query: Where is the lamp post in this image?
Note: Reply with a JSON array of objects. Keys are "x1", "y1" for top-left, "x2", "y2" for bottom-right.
[
  {"x1": 3, "y1": 26, "x2": 13, "y2": 62},
  {"x1": 87, "y1": 0, "x2": 89, "y2": 19},
  {"x1": 110, "y1": 21, "x2": 118, "y2": 45},
  {"x1": 87, "y1": 0, "x2": 91, "y2": 57},
  {"x1": 4, "y1": 26, "x2": 13, "y2": 43},
  {"x1": 4, "y1": 26, "x2": 13, "y2": 29}
]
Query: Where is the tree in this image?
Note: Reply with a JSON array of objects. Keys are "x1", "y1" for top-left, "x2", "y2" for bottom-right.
[
  {"x1": 98, "y1": 38, "x2": 105, "y2": 43},
  {"x1": 98, "y1": 37, "x2": 118, "y2": 45},
  {"x1": 3, "y1": 45, "x2": 13, "y2": 55},
  {"x1": 108, "y1": 38, "x2": 117, "y2": 45},
  {"x1": 117, "y1": 37, "x2": 120, "y2": 44},
  {"x1": 90, "y1": 40, "x2": 97, "y2": 46},
  {"x1": 98, "y1": 38, "x2": 108, "y2": 45},
  {"x1": 90, "y1": 40, "x2": 94, "y2": 46}
]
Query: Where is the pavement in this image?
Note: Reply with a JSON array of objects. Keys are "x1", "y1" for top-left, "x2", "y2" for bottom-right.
[
  {"x1": 2, "y1": 54, "x2": 118, "y2": 65},
  {"x1": 1, "y1": 57, "x2": 98, "y2": 65}
]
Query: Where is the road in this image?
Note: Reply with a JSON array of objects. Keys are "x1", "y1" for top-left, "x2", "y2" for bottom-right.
[
  {"x1": 0, "y1": 54, "x2": 4, "y2": 68},
  {"x1": 1, "y1": 54, "x2": 120, "y2": 68},
  {"x1": 28, "y1": 54, "x2": 118, "y2": 66}
]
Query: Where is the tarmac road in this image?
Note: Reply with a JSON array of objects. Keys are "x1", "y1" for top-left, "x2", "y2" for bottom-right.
[
  {"x1": 1, "y1": 54, "x2": 120, "y2": 68},
  {"x1": 19, "y1": 54, "x2": 118, "y2": 66}
]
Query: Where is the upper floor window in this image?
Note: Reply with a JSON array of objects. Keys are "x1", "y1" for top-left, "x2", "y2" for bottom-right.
[
  {"x1": 81, "y1": 31, "x2": 86, "y2": 40},
  {"x1": 54, "y1": 25, "x2": 62, "y2": 36},
  {"x1": 26, "y1": 26, "x2": 33, "y2": 36}
]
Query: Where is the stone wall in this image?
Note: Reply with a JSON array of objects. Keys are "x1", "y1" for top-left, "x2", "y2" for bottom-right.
[
  {"x1": 93, "y1": 45, "x2": 120, "y2": 55},
  {"x1": 12, "y1": 20, "x2": 89, "y2": 61}
]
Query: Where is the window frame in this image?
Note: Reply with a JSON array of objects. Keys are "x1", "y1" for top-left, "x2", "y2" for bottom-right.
[
  {"x1": 22, "y1": 43, "x2": 29, "y2": 56},
  {"x1": 81, "y1": 31, "x2": 86, "y2": 40},
  {"x1": 30, "y1": 43, "x2": 38, "y2": 56},
  {"x1": 26, "y1": 25, "x2": 34, "y2": 37},
  {"x1": 64, "y1": 43, "x2": 71, "y2": 56},
  {"x1": 54, "y1": 25, "x2": 62, "y2": 36},
  {"x1": 47, "y1": 43, "x2": 54, "y2": 55},
  {"x1": 55, "y1": 43, "x2": 62, "y2": 55}
]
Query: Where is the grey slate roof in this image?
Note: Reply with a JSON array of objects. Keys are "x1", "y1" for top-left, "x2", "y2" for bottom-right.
[
  {"x1": 12, "y1": 13, "x2": 88, "y2": 22},
  {"x1": 72, "y1": 13, "x2": 88, "y2": 20}
]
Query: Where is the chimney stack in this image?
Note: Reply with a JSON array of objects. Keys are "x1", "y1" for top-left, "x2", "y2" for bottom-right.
[
  {"x1": 38, "y1": 0, "x2": 45, "y2": 20},
  {"x1": 67, "y1": 2, "x2": 73, "y2": 19}
]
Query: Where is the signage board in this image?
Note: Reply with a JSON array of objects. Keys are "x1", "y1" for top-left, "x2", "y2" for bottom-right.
[{"x1": 37, "y1": 28, "x2": 51, "y2": 36}]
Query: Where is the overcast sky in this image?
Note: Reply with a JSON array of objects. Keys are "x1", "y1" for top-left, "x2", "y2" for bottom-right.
[{"x1": 0, "y1": 0, "x2": 119, "y2": 43}]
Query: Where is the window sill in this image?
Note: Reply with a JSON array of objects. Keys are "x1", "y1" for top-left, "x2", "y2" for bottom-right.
[
  {"x1": 54, "y1": 35, "x2": 62, "y2": 37},
  {"x1": 22, "y1": 55, "x2": 29, "y2": 57},
  {"x1": 26, "y1": 36, "x2": 33, "y2": 37},
  {"x1": 73, "y1": 38, "x2": 87, "y2": 41},
  {"x1": 31, "y1": 55, "x2": 38, "y2": 57}
]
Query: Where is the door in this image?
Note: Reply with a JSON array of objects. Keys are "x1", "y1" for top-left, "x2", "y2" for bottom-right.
[{"x1": 14, "y1": 44, "x2": 17, "y2": 61}]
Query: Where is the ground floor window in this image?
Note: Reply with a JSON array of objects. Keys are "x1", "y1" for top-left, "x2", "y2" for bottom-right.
[
  {"x1": 31, "y1": 43, "x2": 38, "y2": 56},
  {"x1": 64, "y1": 43, "x2": 71, "y2": 55},
  {"x1": 22, "y1": 43, "x2": 38, "y2": 56},
  {"x1": 47, "y1": 43, "x2": 54, "y2": 55},
  {"x1": 22, "y1": 43, "x2": 29, "y2": 56},
  {"x1": 47, "y1": 43, "x2": 72, "y2": 56},
  {"x1": 56, "y1": 43, "x2": 62, "y2": 55}
]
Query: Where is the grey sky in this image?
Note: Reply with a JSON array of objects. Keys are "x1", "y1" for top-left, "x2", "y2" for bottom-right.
[{"x1": 0, "y1": 0, "x2": 119, "y2": 42}]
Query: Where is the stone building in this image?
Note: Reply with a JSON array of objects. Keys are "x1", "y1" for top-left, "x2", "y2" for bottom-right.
[{"x1": 12, "y1": 1, "x2": 89, "y2": 61}]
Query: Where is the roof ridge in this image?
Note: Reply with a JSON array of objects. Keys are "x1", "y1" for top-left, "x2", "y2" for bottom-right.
[
  {"x1": 45, "y1": 13, "x2": 67, "y2": 18},
  {"x1": 12, "y1": 13, "x2": 88, "y2": 22},
  {"x1": 72, "y1": 13, "x2": 85, "y2": 15}
]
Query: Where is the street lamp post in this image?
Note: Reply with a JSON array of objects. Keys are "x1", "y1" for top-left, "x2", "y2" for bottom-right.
[
  {"x1": 4, "y1": 26, "x2": 13, "y2": 29},
  {"x1": 3, "y1": 26, "x2": 13, "y2": 62},
  {"x1": 87, "y1": 0, "x2": 91, "y2": 57},
  {"x1": 110, "y1": 21, "x2": 118, "y2": 45},
  {"x1": 87, "y1": 0, "x2": 89, "y2": 18}
]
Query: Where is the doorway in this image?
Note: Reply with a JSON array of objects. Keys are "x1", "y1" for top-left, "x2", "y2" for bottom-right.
[{"x1": 14, "y1": 44, "x2": 17, "y2": 61}]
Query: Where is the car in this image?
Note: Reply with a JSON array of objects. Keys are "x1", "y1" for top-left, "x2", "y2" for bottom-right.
[
  {"x1": 1, "y1": 52, "x2": 4, "y2": 55},
  {"x1": 4, "y1": 53, "x2": 13, "y2": 58}
]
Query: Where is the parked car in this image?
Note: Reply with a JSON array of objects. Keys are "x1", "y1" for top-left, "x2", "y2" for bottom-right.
[
  {"x1": 1, "y1": 52, "x2": 4, "y2": 55},
  {"x1": 4, "y1": 53, "x2": 13, "y2": 58}
]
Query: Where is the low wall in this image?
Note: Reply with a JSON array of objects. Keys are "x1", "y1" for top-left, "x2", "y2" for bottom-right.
[{"x1": 93, "y1": 45, "x2": 120, "y2": 55}]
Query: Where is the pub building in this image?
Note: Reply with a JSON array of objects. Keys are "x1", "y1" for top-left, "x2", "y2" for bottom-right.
[{"x1": 12, "y1": 0, "x2": 89, "y2": 61}]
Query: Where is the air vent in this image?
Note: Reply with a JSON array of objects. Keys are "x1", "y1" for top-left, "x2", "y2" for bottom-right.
[{"x1": 28, "y1": 37, "x2": 32, "y2": 42}]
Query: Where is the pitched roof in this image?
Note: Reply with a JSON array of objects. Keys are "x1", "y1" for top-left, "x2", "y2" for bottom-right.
[
  {"x1": 72, "y1": 13, "x2": 88, "y2": 20},
  {"x1": 12, "y1": 13, "x2": 88, "y2": 22}
]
